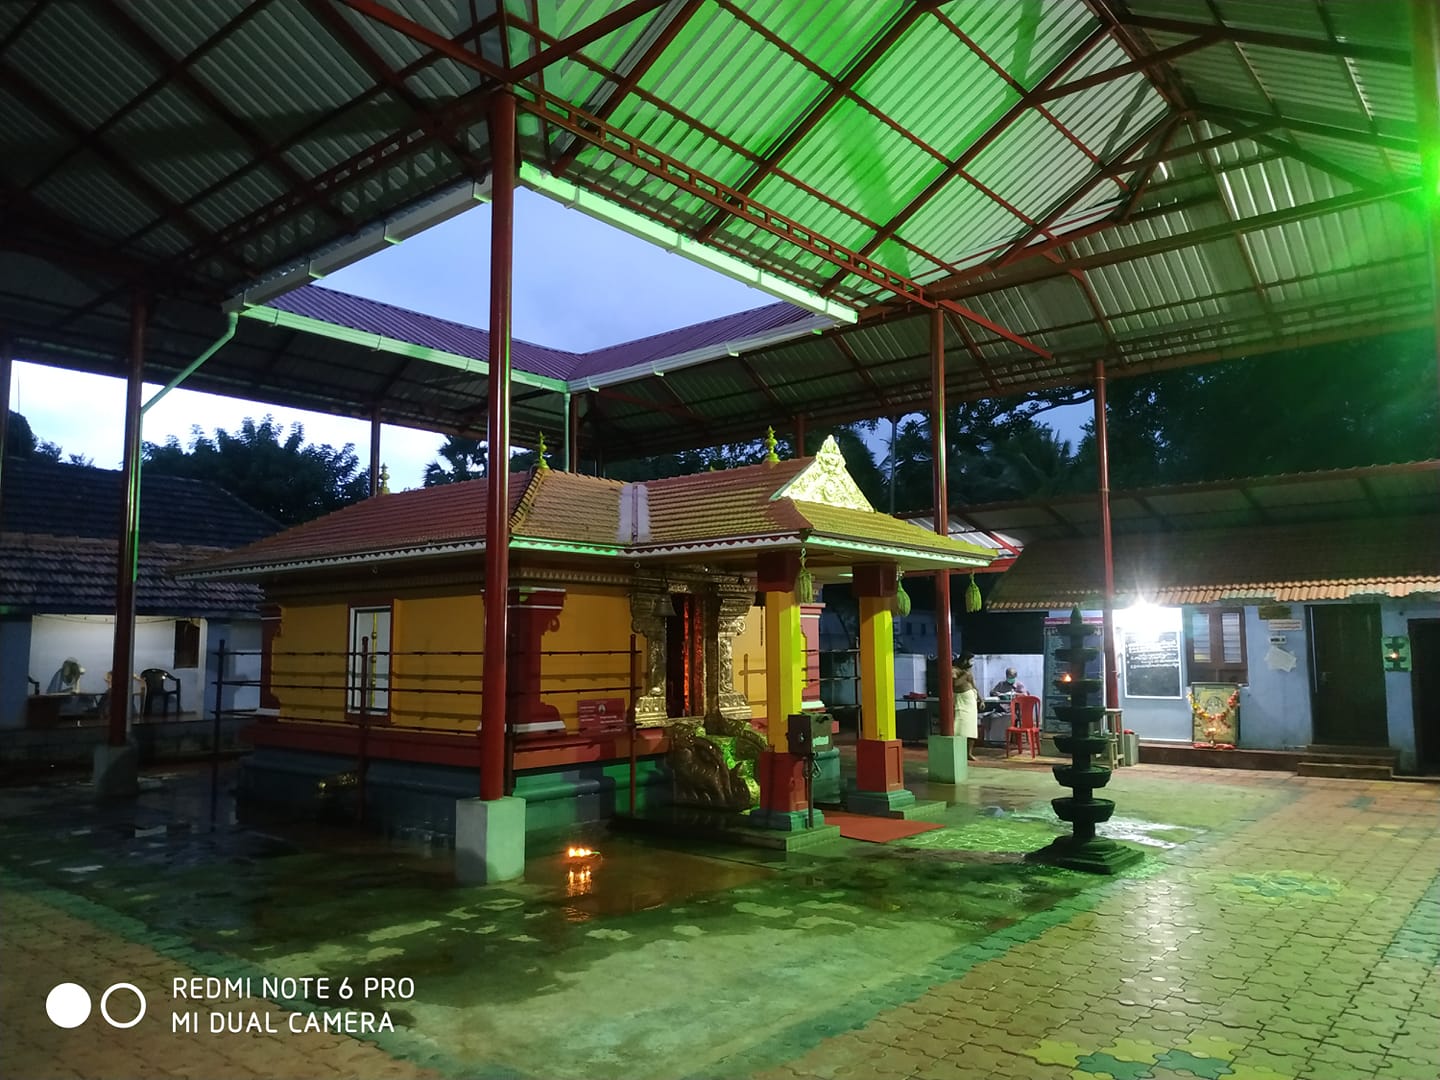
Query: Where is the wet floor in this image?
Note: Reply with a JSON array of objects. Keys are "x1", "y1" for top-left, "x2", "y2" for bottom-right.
[{"x1": 0, "y1": 761, "x2": 1294, "y2": 1080}]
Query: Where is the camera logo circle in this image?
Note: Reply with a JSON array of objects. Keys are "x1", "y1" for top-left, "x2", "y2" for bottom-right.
[
  {"x1": 45, "y1": 983, "x2": 91, "y2": 1028},
  {"x1": 46, "y1": 983, "x2": 146, "y2": 1029}
]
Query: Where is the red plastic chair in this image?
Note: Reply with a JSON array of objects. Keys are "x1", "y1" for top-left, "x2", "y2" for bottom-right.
[{"x1": 1005, "y1": 694, "x2": 1042, "y2": 758}]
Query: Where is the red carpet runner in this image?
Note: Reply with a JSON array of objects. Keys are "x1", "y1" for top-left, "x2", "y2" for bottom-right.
[{"x1": 824, "y1": 810, "x2": 944, "y2": 843}]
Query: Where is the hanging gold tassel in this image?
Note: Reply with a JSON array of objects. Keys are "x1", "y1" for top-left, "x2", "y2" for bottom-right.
[
  {"x1": 965, "y1": 572, "x2": 982, "y2": 613},
  {"x1": 796, "y1": 546, "x2": 814, "y2": 604},
  {"x1": 895, "y1": 569, "x2": 911, "y2": 617}
]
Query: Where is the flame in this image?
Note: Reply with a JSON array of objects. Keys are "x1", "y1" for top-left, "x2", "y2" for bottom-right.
[
  {"x1": 1060, "y1": 672, "x2": 1073, "y2": 683},
  {"x1": 566, "y1": 846, "x2": 597, "y2": 859}
]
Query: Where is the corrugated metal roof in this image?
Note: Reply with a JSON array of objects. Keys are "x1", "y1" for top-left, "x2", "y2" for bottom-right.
[
  {"x1": 0, "y1": 0, "x2": 1426, "y2": 461},
  {"x1": 986, "y1": 515, "x2": 1440, "y2": 610}
]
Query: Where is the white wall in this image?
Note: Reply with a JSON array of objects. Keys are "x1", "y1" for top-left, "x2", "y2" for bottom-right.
[
  {"x1": 28, "y1": 614, "x2": 207, "y2": 716},
  {"x1": 1382, "y1": 601, "x2": 1440, "y2": 774},
  {"x1": 206, "y1": 618, "x2": 263, "y2": 713}
]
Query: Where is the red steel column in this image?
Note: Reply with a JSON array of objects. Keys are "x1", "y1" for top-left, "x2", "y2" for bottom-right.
[
  {"x1": 930, "y1": 308, "x2": 955, "y2": 735},
  {"x1": 108, "y1": 291, "x2": 146, "y2": 747},
  {"x1": 1093, "y1": 359, "x2": 1120, "y2": 709},
  {"x1": 480, "y1": 91, "x2": 517, "y2": 801}
]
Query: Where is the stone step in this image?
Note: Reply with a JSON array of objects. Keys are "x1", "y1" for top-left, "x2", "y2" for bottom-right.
[{"x1": 1296, "y1": 761, "x2": 1393, "y2": 780}]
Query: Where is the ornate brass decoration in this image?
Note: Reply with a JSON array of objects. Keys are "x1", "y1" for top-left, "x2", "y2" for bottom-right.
[
  {"x1": 630, "y1": 576, "x2": 670, "y2": 726},
  {"x1": 715, "y1": 579, "x2": 754, "y2": 723},
  {"x1": 667, "y1": 720, "x2": 760, "y2": 811},
  {"x1": 771, "y1": 434, "x2": 873, "y2": 511}
]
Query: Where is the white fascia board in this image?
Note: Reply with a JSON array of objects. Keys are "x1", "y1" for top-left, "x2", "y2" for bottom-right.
[
  {"x1": 573, "y1": 315, "x2": 839, "y2": 391},
  {"x1": 223, "y1": 178, "x2": 493, "y2": 312},
  {"x1": 519, "y1": 163, "x2": 859, "y2": 325}
]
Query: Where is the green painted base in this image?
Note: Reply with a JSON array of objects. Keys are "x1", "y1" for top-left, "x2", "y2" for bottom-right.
[
  {"x1": 455, "y1": 796, "x2": 527, "y2": 884},
  {"x1": 926, "y1": 735, "x2": 968, "y2": 785},
  {"x1": 748, "y1": 807, "x2": 826, "y2": 832},
  {"x1": 845, "y1": 788, "x2": 917, "y2": 817},
  {"x1": 1025, "y1": 835, "x2": 1146, "y2": 875},
  {"x1": 894, "y1": 799, "x2": 949, "y2": 822}
]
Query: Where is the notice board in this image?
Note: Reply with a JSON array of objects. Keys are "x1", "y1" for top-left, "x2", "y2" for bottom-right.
[{"x1": 1122, "y1": 628, "x2": 1182, "y2": 699}]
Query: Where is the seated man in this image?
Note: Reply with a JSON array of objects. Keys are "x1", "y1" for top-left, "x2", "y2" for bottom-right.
[{"x1": 988, "y1": 667, "x2": 1027, "y2": 697}]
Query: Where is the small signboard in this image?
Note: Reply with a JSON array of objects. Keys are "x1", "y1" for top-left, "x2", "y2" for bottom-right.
[
  {"x1": 577, "y1": 697, "x2": 628, "y2": 733},
  {"x1": 1122, "y1": 628, "x2": 1182, "y2": 699},
  {"x1": 1266, "y1": 618, "x2": 1303, "y2": 631}
]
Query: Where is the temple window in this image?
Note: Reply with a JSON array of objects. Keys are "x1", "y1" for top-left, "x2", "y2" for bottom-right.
[
  {"x1": 1187, "y1": 607, "x2": 1247, "y2": 683},
  {"x1": 348, "y1": 605, "x2": 392, "y2": 717}
]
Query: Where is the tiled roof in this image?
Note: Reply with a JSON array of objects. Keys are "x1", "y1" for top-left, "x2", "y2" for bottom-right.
[
  {"x1": 987, "y1": 517, "x2": 1440, "y2": 611},
  {"x1": 795, "y1": 503, "x2": 992, "y2": 562},
  {"x1": 643, "y1": 458, "x2": 813, "y2": 544},
  {"x1": 1, "y1": 458, "x2": 280, "y2": 547},
  {"x1": 513, "y1": 470, "x2": 624, "y2": 546},
  {"x1": 189, "y1": 474, "x2": 532, "y2": 574},
  {"x1": 185, "y1": 450, "x2": 996, "y2": 577},
  {"x1": 270, "y1": 285, "x2": 817, "y2": 385},
  {"x1": 1, "y1": 533, "x2": 263, "y2": 616}
]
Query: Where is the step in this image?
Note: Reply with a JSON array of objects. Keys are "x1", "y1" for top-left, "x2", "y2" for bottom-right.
[
  {"x1": 1296, "y1": 761, "x2": 1393, "y2": 780},
  {"x1": 1305, "y1": 746, "x2": 1398, "y2": 765}
]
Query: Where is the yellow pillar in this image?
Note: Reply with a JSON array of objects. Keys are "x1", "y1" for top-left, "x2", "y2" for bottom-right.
[
  {"x1": 858, "y1": 595, "x2": 896, "y2": 741},
  {"x1": 764, "y1": 589, "x2": 804, "y2": 748}
]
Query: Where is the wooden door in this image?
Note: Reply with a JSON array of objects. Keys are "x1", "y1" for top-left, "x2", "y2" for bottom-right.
[
  {"x1": 1308, "y1": 604, "x2": 1387, "y2": 747},
  {"x1": 1410, "y1": 620, "x2": 1440, "y2": 773}
]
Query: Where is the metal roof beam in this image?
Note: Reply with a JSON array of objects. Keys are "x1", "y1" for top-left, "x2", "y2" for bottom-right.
[
  {"x1": 1202, "y1": 106, "x2": 1416, "y2": 152},
  {"x1": 552, "y1": 0, "x2": 703, "y2": 175},
  {"x1": 305, "y1": 0, "x2": 487, "y2": 175},
  {"x1": 826, "y1": 25, "x2": 1112, "y2": 289},
  {"x1": 932, "y1": 182, "x2": 1421, "y2": 300},
  {"x1": 693, "y1": 0, "x2": 940, "y2": 243},
  {"x1": 1035, "y1": 32, "x2": 1223, "y2": 101},
  {"x1": 0, "y1": 67, "x2": 250, "y2": 274},
  {"x1": 989, "y1": 112, "x2": 1177, "y2": 270},
  {"x1": 100, "y1": 2, "x2": 349, "y2": 230},
  {"x1": 337, "y1": 0, "x2": 508, "y2": 82},
  {"x1": 508, "y1": 0, "x2": 671, "y2": 83},
  {"x1": 1113, "y1": 12, "x2": 1409, "y2": 66}
]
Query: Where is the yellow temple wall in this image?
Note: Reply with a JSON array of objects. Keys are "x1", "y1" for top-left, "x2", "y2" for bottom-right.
[
  {"x1": 536, "y1": 587, "x2": 638, "y2": 732},
  {"x1": 266, "y1": 579, "x2": 644, "y2": 733},
  {"x1": 734, "y1": 604, "x2": 768, "y2": 722}
]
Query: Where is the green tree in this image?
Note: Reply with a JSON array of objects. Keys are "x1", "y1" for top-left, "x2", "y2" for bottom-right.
[
  {"x1": 143, "y1": 416, "x2": 368, "y2": 525},
  {"x1": 5, "y1": 410, "x2": 64, "y2": 461},
  {"x1": 423, "y1": 435, "x2": 487, "y2": 486}
]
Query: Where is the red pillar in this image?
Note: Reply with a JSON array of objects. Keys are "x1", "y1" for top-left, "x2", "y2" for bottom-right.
[
  {"x1": 108, "y1": 291, "x2": 146, "y2": 747},
  {"x1": 480, "y1": 91, "x2": 517, "y2": 801},
  {"x1": 1093, "y1": 359, "x2": 1119, "y2": 710},
  {"x1": 794, "y1": 414, "x2": 807, "y2": 456},
  {"x1": 930, "y1": 308, "x2": 954, "y2": 735}
]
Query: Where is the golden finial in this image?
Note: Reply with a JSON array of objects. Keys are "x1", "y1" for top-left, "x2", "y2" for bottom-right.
[
  {"x1": 537, "y1": 432, "x2": 550, "y2": 470},
  {"x1": 763, "y1": 425, "x2": 779, "y2": 464},
  {"x1": 379, "y1": 463, "x2": 390, "y2": 494}
]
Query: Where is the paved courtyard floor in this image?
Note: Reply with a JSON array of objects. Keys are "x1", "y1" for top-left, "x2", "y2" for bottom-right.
[{"x1": 0, "y1": 758, "x2": 1436, "y2": 1080}]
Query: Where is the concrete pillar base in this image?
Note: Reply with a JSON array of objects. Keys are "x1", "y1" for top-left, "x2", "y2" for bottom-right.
[
  {"x1": 92, "y1": 742, "x2": 139, "y2": 798},
  {"x1": 748, "y1": 807, "x2": 826, "y2": 831},
  {"x1": 455, "y1": 796, "x2": 526, "y2": 884},
  {"x1": 846, "y1": 788, "x2": 917, "y2": 816},
  {"x1": 927, "y1": 734, "x2": 969, "y2": 785}
]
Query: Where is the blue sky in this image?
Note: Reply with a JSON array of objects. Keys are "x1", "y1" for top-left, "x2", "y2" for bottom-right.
[{"x1": 10, "y1": 188, "x2": 1089, "y2": 488}]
